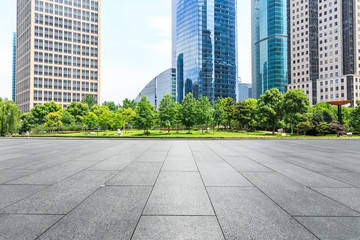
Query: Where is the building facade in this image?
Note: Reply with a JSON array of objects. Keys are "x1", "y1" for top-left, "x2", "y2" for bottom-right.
[
  {"x1": 236, "y1": 79, "x2": 252, "y2": 102},
  {"x1": 252, "y1": 0, "x2": 288, "y2": 100},
  {"x1": 12, "y1": 32, "x2": 16, "y2": 102},
  {"x1": 287, "y1": 0, "x2": 360, "y2": 106},
  {"x1": 16, "y1": 0, "x2": 101, "y2": 113},
  {"x1": 173, "y1": 0, "x2": 238, "y2": 103},
  {"x1": 135, "y1": 68, "x2": 176, "y2": 109}
]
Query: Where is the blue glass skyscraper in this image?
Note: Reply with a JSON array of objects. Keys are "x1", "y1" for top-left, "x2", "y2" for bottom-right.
[
  {"x1": 12, "y1": 32, "x2": 16, "y2": 102},
  {"x1": 251, "y1": 0, "x2": 288, "y2": 99},
  {"x1": 173, "y1": 0, "x2": 238, "y2": 103}
]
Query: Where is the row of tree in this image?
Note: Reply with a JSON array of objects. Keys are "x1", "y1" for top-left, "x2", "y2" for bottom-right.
[{"x1": 1, "y1": 88, "x2": 360, "y2": 136}]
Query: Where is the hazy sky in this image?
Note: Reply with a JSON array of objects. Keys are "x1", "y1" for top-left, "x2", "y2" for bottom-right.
[{"x1": 0, "y1": 0, "x2": 251, "y2": 103}]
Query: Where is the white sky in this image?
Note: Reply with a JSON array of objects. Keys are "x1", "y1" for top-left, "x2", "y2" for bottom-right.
[{"x1": 0, "y1": 0, "x2": 252, "y2": 103}]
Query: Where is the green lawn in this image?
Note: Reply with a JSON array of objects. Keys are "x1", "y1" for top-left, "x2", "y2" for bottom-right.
[{"x1": 14, "y1": 129, "x2": 360, "y2": 139}]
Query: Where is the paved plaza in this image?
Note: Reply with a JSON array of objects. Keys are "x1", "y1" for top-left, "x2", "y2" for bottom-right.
[{"x1": 0, "y1": 139, "x2": 360, "y2": 239}]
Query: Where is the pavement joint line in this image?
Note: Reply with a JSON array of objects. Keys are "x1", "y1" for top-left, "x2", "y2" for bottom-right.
[
  {"x1": 309, "y1": 188, "x2": 360, "y2": 215},
  {"x1": 203, "y1": 141, "x2": 321, "y2": 240},
  {"x1": 141, "y1": 214, "x2": 217, "y2": 217},
  {"x1": 292, "y1": 215, "x2": 360, "y2": 218},
  {"x1": 0, "y1": 213, "x2": 66, "y2": 216},
  {"x1": 129, "y1": 142, "x2": 173, "y2": 240},
  {"x1": 190, "y1": 141, "x2": 227, "y2": 240}
]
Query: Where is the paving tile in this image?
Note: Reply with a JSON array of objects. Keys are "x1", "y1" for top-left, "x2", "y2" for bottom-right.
[
  {"x1": 0, "y1": 185, "x2": 47, "y2": 210},
  {"x1": 296, "y1": 217, "x2": 360, "y2": 240},
  {"x1": 263, "y1": 163, "x2": 351, "y2": 187},
  {"x1": 143, "y1": 172, "x2": 214, "y2": 215},
  {"x1": 162, "y1": 160, "x2": 198, "y2": 172},
  {"x1": 322, "y1": 172, "x2": 360, "y2": 188},
  {"x1": 313, "y1": 188, "x2": 360, "y2": 213},
  {"x1": 197, "y1": 162, "x2": 252, "y2": 187},
  {"x1": 132, "y1": 216, "x2": 224, "y2": 240},
  {"x1": 87, "y1": 155, "x2": 135, "y2": 171},
  {"x1": 8, "y1": 161, "x2": 96, "y2": 185},
  {"x1": 207, "y1": 187, "x2": 317, "y2": 240},
  {"x1": 0, "y1": 214, "x2": 62, "y2": 240},
  {"x1": 224, "y1": 156, "x2": 271, "y2": 172},
  {"x1": 136, "y1": 151, "x2": 168, "y2": 162},
  {"x1": 0, "y1": 170, "x2": 36, "y2": 184},
  {"x1": 37, "y1": 186, "x2": 151, "y2": 240},
  {"x1": 107, "y1": 161, "x2": 162, "y2": 186},
  {"x1": 2, "y1": 171, "x2": 117, "y2": 214},
  {"x1": 243, "y1": 172, "x2": 358, "y2": 216},
  {"x1": 192, "y1": 152, "x2": 224, "y2": 162}
]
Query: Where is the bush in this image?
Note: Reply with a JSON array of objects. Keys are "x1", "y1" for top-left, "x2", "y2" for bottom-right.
[
  {"x1": 316, "y1": 122, "x2": 331, "y2": 136},
  {"x1": 296, "y1": 121, "x2": 314, "y2": 136}
]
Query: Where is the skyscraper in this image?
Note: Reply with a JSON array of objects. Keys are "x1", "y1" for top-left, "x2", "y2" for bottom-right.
[
  {"x1": 12, "y1": 32, "x2": 16, "y2": 102},
  {"x1": 173, "y1": 0, "x2": 238, "y2": 103},
  {"x1": 287, "y1": 0, "x2": 360, "y2": 106},
  {"x1": 15, "y1": 0, "x2": 101, "y2": 113},
  {"x1": 252, "y1": 0, "x2": 288, "y2": 99}
]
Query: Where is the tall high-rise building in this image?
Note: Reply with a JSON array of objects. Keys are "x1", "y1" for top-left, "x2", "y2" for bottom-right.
[
  {"x1": 236, "y1": 78, "x2": 252, "y2": 102},
  {"x1": 135, "y1": 69, "x2": 176, "y2": 109},
  {"x1": 16, "y1": 0, "x2": 101, "y2": 113},
  {"x1": 287, "y1": 0, "x2": 360, "y2": 106},
  {"x1": 173, "y1": 0, "x2": 238, "y2": 103},
  {"x1": 252, "y1": 0, "x2": 288, "y2": 99},
  {"x1": 12, "y1": 32, "x2": 16, "y2": 102}
]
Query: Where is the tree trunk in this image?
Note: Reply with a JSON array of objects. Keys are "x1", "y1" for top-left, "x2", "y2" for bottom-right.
[
  {"x1": 168, "y1": 127, "x2": 170, "y2": 134},
  {"x1": 272, "y1": 126, "x2": 275, "y2": 135}
]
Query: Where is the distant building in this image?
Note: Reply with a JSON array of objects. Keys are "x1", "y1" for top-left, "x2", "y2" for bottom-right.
[
  {"x1": 236, "y1": 79, "x2": 252, "y2": 102},
  {"x1": 135, "y1": 69, "x2": 176, "y2": 109},
  {"x1": 12, "y1": 32, "x2": 16, "y2": 102},
  {"x1": 16, "y1": 0, "x2": 101, "y2": 112},
  {"x1": 251, "y1": 0, "x2": 288, "y2": 99},
  {"x1": 173, "y1": 0, "x2": 238, "y2": 103}
]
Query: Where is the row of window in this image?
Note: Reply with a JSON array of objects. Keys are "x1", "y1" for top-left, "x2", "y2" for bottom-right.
[
  {"x1": 34, "y1": 39, "x2": 98, "y2": 56},
  {"x1": 34, "y1": 91, "x2": 97, "y2": 102},
  {"x1": 34, "y1": 65, "x2": 98, "y2": 80}
]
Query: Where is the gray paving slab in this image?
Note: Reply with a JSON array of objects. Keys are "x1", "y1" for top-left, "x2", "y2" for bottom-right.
[
  {"x1": 0, "y1": 185, "x2": 47, "y2": 210},
  {"x1": 0, "y1": 214, "x2": 63, "y2": 240},
  {"x1": 37, "y1": 186, "x2": 151, "y2": 240},
  {"x1": 224, "y1": 156, "x2": 272, "y2": 172},
  {"x1": 263, "y1": 162, "x2": 351, "y2": 187},
  {"x1": 322, "y1": 172, "x2": 360, "y2": 188},
  {"x1": 2, "y1": 171, "x2": 117, "y2": 214},
  {"x1": 313, "y1": 188, "x2": 360, "y2": 213},
  {"x1": 192, "y1": 152, "x2": 224, "y2": 162},
  {"x1": 243, "y1": 172, "x2": 359, "y2": 216},
  {"x1": 8, "y1": 161, "x2": 96, "y2": 185},
  {"x1": 132, "y1": 216, "x2": 225, "y2": 240},
  {"x1": 87, "y1": 155, "x2": 135, "y2": 171},
  {"x1": 296, "y1": 217, "x2": 360, "y2": 240},
  {"x1": 0, "y1": 170, "x2": 37, "y2": 184},
  {"x1": 143, "y1": 172, "x2": 214, "y2": 216},
  {"x1": 136, "y1": 151, "x2": 168, "y2": 162},
  {"x1": 162, "y1": 160, "x2": 198, "y2": 172},
  {"x1": 197, "y1": 162, "x2": 252, "y2": 187},
  {"x1": 107, "y1": 161, "x2": 162, "y2": 186},
  {"x1": 207, "y1": 187, "x2": 317, "y2": 240}
]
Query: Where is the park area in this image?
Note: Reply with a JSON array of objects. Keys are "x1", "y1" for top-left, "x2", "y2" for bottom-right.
[{"x1": 0, "y1": 138, "x2": 359, "y2": 239}]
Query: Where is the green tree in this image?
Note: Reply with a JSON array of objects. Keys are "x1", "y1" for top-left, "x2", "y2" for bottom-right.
[
  {"x1": 283, "y1": 89, "x2": 310, "y2": 133},
  {"x1": 212, "y1": 98, "x2": 225, "y2": 131},
  {"x1": 310, "y1": 102, "x2": 337, "y2": 120},
  {"x1": 223, "y1": 97, "x2": 236, "y2": 129},
  {"x1": 91, "y1": 105, "x2": 109, "y2": 117},
  {"x1": 312, "y1": 110, "x2": 333, "y2": 126},
  {"x1": 102, "y1": 101, "x2": 119, "y2": 112},
  {"x1": 247, "y1": 98, "x2": 258, "y2": 129},
  {"x1": 18, "y1": 113, "x2": 35, "y2": 133},
  {"x1": 119, "y1": 108, "x2": 136, "y2": 132},
  {"x1": 60, "y1": 110, "x2": 75, "y2": 125},
  {"x1": 195, "y1": 95, "x2": 213, "y2": 131},
  {"x1": 158, "y1": 93, "x2": 178, "y2": 133},
  {"x1": 133, "y1": 96, "x2": 155, "y2": 134},
  {"x1": 234, "y1": 100, "x2": 252, "y2": 131},
  {"x1": 257, "y1": 88, "x2": 284, "y2": 134},
  {"x1": 44, "y1": 112, "x2": 62, "y2": 128},
  {"x1": 296, "y1": 121, "x2": 314, "y2": 136},
  {"x1": 85, "y1": 112, "x2": 98, "y2": 130},
  {"x1": 82, "y1": 94, "x2": 97, "y2": 109},
  {"x1": 121, "y1": 98, "x2": 137, "y2": 110},
  {"x1": 98, "y1": 110, "x2": 114, "y2": 131},
  {"x1": 316, "y1": 122, "x2": 331, "y2": 136},
  {"x1": 349, "y1": 100, "x2": 360, "y2": 132},
  {"x1": 179, "y1": 93, "x2": 197, "y2": 133},
  {"x1": 66, "y1": 102, "x2": 89, "y2": 123},
  {"x1": 0, "y1": 98, "x2": 21, "y2": 136},
  {"x1": 30, "y1": 101, "x2": 61, "y2": 125},
  {"x1": 112, "y1": 112, "x2": 125, "y2": 130}
]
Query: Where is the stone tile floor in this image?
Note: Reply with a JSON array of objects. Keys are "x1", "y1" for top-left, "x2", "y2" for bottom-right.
[{"x1": 0, "y1": 139, "x2": 359, "y2": 240}]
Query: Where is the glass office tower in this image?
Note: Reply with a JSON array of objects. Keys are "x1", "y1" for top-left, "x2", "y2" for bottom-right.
[
  {"x1": 252, "y1": 0, "x2": 288, "y2": 99},
  {"x1": 174, "y1": 0, "x2": 238, "y2": 103}
]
